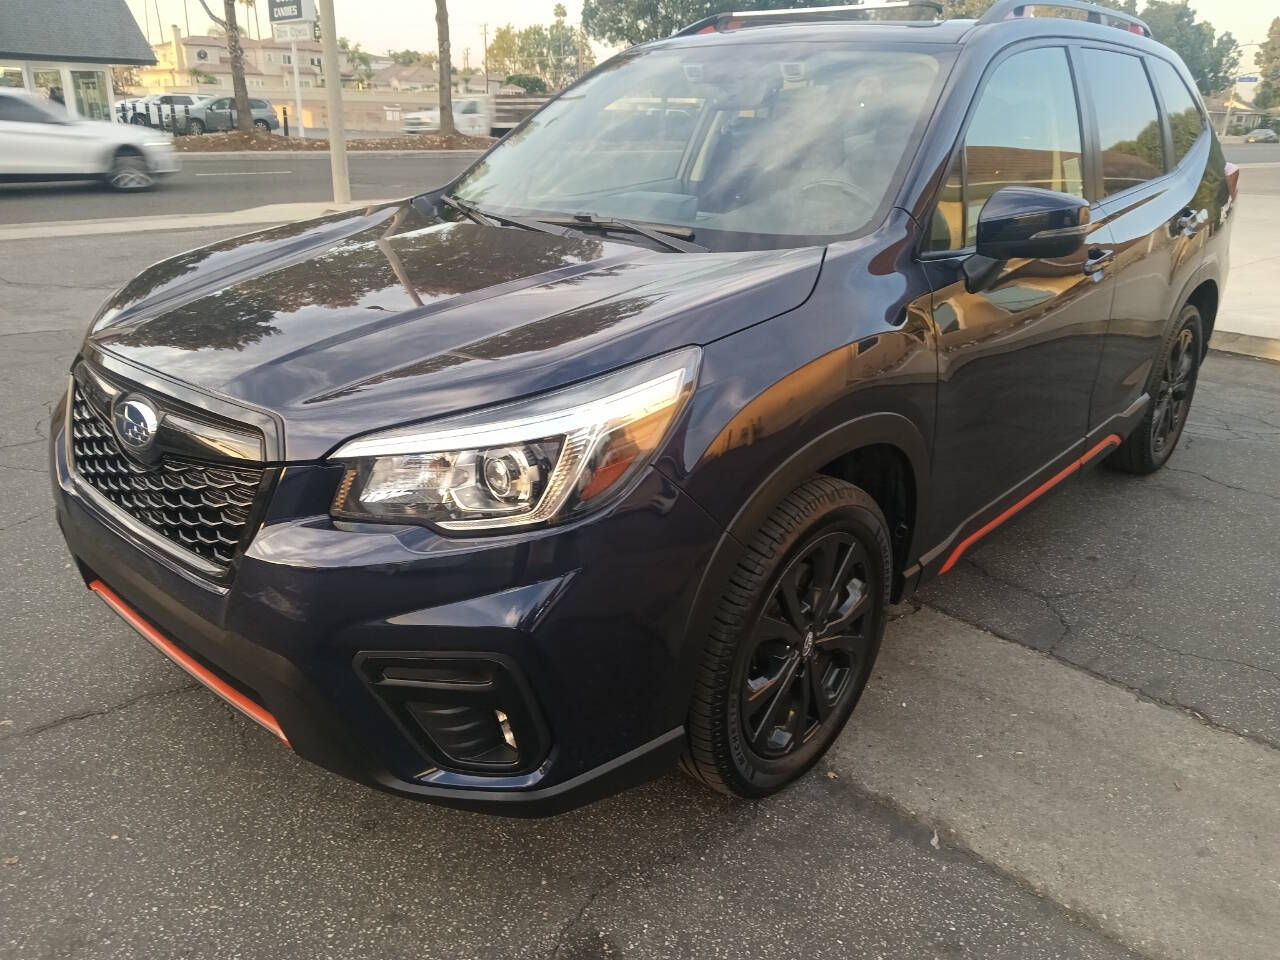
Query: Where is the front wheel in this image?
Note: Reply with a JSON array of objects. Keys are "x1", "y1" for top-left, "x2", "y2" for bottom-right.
[
  {"x1": 105, "y1": 151, "x2": 154, "y2": 191},
  {"x1": 187, "y1": 118, "x2": 205, "y2": 135},
  {"x1": 1107, "y1": 304, "x2": 1203, "y2": 474},
  {"x1": 681, "y1": 476, "x2": 891, "y2": 798}
]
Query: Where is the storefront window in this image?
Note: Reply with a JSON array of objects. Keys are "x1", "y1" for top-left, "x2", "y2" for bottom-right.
[
  {"x1": 0, "y1": 66, "x2": 24, "y2": 88},
  {"x1": 71, "y1": 69, "x2": 110, "y2": 121},
  {"x1": 33, "y1": 69, "x2": 64, "y2": 107}
]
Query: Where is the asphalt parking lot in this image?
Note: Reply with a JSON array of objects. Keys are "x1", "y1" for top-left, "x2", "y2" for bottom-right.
[{"x1": 1, "y1": 176, "x2": 1278, "y2": 959}]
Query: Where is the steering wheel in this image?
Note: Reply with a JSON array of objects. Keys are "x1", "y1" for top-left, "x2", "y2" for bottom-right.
[{"x1": 801, "y1": 179, "x2": 877, "y2": 210}]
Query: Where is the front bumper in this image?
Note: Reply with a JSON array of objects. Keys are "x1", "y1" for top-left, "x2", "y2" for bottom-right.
[
  {"x1": 50, "y1": 396, "x2": 721, "y2": 815},
  {"x1": 142, "y1": 142, "x2": 181, "y2": 175}
]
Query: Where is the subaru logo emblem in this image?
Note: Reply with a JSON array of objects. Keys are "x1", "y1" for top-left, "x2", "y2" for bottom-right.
[{"x1": 113, "y1": 397, "x2": 159, "y2": 453}]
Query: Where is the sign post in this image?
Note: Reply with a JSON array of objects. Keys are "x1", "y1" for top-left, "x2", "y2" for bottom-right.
[{"x1": 268, "y1": 0, "x2": 316, "y2": 141}]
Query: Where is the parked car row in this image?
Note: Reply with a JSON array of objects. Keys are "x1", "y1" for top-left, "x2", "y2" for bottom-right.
[{"x1": 118, "y1": 93, "x2": 280, "y2": 135}]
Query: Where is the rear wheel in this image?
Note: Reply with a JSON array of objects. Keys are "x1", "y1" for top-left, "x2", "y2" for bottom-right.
[
  {"x1": 682, "y1": 476, "x2": 891, "y2": 798},
  {"x1": 104, "y1": 150, "x2": 154, "y2": 191},
  {"x1": 253, "y1": 118, "x2": 270, "y2": 133},
  {"x1": 1107, "y1": 304, "x2": 1203, "y2": 474}
]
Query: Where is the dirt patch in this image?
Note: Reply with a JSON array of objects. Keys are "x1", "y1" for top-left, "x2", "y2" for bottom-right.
[{"x1": 174, "y1": 131, "x2": 494, "y2": 152}]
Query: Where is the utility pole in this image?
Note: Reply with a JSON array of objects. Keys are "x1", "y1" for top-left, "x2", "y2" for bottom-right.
[
  {"x1": 290, "y1": 35, "x2": 305, "y2": 138},
  {"x1": 184, "y1": 0, "x2": 191, "y2": 36},
  {"x1": 318, "y1": 0, "x2": 350, "y2": 201},
  {"x1": 482, "y1": 23, "x2": 488, "y2": 91}
]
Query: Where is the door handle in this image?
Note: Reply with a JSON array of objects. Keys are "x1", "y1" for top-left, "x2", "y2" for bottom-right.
[
  {"x1": 1175, "y1": 207, "x2": 1208, "y2": 237},
  {"x1": 1082, "y1": 247, "x2": 1114, "y2": 276}
]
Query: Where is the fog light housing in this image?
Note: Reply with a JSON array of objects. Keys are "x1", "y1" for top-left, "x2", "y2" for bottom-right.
[{"x1": 355, "y1": 653, "x2": 549, "y2": 775}]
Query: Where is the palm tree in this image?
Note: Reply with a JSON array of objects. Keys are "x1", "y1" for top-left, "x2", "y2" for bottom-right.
[
  {"x1": 239, "y1": 0, "x2": 259, "y2": 42},
  {"x1": 196, "y1": 0, "x2": 253, "y2": 132},
  {"x1": 435, "y1": 0, "x2": 456, "y2": 136}
]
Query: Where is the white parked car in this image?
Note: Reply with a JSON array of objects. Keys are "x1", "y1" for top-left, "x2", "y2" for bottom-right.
[
  {"x1": 0, "y1": 90, "x2": 179, "y2": 191},
  {"x1": 403, "y1": 96, "x2": 492, "y2": 136}
]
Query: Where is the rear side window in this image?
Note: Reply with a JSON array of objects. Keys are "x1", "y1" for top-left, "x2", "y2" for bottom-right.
[
  {"x1": 250, "y1": 99, "x2": 269, "y2": 110},
  {"x1": 1081, "y1": 49, "x2": 1164, "y2": 196},
  {"x1": 1149, "y1": 57, "x2": 1204, "y2": 165},
  {"x1": 928, "y1": 46, "x2": 1084, "y2": 252}
]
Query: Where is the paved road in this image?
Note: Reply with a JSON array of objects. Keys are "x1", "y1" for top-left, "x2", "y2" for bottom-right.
[
  {"x1": 0, "y1": 152, "x2": 478, "y2": 225},
  {"x1": 1, "y1": 143, "x2": 1277, "y2": 226}
]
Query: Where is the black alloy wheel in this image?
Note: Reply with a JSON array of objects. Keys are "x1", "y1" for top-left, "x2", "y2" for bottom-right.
[
  {"x1": 1108, "y1": 304, "x2": 1203, "y2": 474},
  {"x1": 1152, "y1": 323, "x2": 1197, "y2": 455},
  {"x1": 682, "y1": 476, "x2": 891, "y2": 798},
  {"x1": 741, "y1": 531, "x2": 871, "y2": 759}
]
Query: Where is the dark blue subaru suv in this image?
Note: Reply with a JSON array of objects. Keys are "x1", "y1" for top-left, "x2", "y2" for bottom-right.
[{"x1": 51, "y1": 1, "x2": 1237, "y2": 814}]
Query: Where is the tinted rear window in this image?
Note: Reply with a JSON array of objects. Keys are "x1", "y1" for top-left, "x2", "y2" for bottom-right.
[
  {"x1": 1149, "y1": 58, "x2": 1203, "y2": 166},
  {"x1": 1081, "y1": 49, "x2": 1164, "y2": 196}
]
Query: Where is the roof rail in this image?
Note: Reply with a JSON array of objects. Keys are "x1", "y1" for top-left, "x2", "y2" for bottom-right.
[
  {"x1": 675, "y1": 1, "x2": 943, "y2": 37},
  {"x1": 977, "y1": 0, "x2": 1151, "y2": 37}
]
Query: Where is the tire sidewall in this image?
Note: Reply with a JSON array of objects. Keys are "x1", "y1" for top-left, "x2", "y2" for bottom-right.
[
  {"x1": 721, "y1": 498, "x2": 890, "y2": 797},
  {"x1": 1146, "y1": 305, "x2": 1203, "y2": 467}
]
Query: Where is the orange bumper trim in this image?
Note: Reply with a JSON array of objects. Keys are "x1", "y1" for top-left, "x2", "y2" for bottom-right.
[
  {"x1": 88, "y1": 579, "x2": 289, "y2": 745},
  {"x1": 939, "y1": 434, "x2": 1122, "y2": 575}
]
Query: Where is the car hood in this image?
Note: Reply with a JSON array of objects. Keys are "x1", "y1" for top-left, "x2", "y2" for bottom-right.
[{"x1": 86, "y1": 199, "x2": 824, "y2": 460}]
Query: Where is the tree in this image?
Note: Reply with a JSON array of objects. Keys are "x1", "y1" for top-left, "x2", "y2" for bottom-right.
[
  {"x1": 505, "y1": 73, "x2": 548, "y2": 93},
  {"x1": 582, "y1": 0, "x2": 850, "y2": 47},
  {"x1": 1138, "y1": 2, "x2": 1239, "y2": 96},
  {"x1": 1254, "y1": 18, "x2": 1280, "y2": 111},
  {"x1": 339, "y1": 37, "x2": 375, "y2": 88},
  {"x1": 485, "y1": 7, "x2": 594, "y2": 89},
  {"x1": 389, "y1": 49, "x2": 437, "y2": 67},
  {"x1": 436, "y1": 0, "x2": 456, "y2": 135},
  {"x1": 197, "y1": 0, "x2": 253, "y2": 132}
]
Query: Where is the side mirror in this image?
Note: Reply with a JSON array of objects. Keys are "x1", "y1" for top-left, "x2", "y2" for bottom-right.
[{"x1": 975, "y1": 186, "x2": 1091, "y2": 261}]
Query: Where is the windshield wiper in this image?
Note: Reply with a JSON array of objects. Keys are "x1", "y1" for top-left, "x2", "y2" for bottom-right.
[
  {"x1": 541, "y1": 213, "x2": 707, "y2": 253},
  {"x1": 438, "y1": 193, "x2": 495, "y2": 226},
  {"x1": 441, "y1": 194, "x2": 572, "y2": 239}
]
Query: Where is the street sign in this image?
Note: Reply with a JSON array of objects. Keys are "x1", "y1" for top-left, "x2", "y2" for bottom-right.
[
  {"x1": 269, "y1": 0, "x2": 316, "y2": 23},
  {"x1": 272, "y1": 21, "x2": 312, "y2": 41},
  {"x1": 1236, "y1": 75, "x2": 1260, "y2": 84}
]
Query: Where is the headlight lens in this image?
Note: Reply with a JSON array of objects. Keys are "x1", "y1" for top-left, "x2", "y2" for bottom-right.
[{"x1": 330, "y1": 347, "x2": 700, "y2": 531}]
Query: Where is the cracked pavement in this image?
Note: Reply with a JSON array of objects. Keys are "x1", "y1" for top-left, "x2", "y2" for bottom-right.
[
  {"x1": 2, "y1": 214, "x2": 1278, "y2": 960},
  {"x1": 920, "y1": 351, "x2": 1280, "y2": 747}
]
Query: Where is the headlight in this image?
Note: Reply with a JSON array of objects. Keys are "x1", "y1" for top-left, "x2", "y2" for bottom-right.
[{"x1": 329, "y1": 347, "x2": 700, "y2": 532}]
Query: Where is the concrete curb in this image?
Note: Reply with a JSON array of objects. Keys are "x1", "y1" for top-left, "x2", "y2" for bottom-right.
[
  {"x1": 1211, "y1": 331, "x2": 1280, "y2": 363},
  {"x1": 175, "y1": 149, "x2": 487, "y2": 159}
]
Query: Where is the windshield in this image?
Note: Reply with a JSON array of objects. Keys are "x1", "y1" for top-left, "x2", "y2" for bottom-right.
[{"x1": 451, "y1": 41, "x2": 946, "y2": 251}]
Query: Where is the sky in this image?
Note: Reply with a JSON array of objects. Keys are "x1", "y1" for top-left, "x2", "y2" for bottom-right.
[{"x1": 125, "y1": 0, "x2": 1275, "y2": 71}]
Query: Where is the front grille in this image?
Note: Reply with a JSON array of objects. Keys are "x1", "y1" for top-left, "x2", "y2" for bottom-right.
[{"x1": 70, "y1": 386, "x2": 263, "y2": 570}]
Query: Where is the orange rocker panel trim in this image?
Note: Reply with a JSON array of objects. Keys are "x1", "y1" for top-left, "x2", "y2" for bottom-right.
[
  {"x1": 939, "y1": 434, "x2": 1121, "y2": 575},
  {"x1": 88, "y1": 579, "x2": 290, "y2": 745}
]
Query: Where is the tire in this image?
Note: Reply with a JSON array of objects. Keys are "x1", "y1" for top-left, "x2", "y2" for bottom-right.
[
  {"x1": 253, "y1": 119, "x2": 270, "y2": 133},
  {"x1": 1107, "y1": 304, "x2": 1204, "y2": 474},
  {"x1": 129, "y1": 114, "x2": 149, "y2": 125},
  {"x1": 681, "y1": 476, "x2": 892, "y2": 798},
  {"x1": 104, "y1": 150, "x2": 155, "y2": 191},
  {"x1": 188, "y1": 118, "x2": 205, "y2": 135}
]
